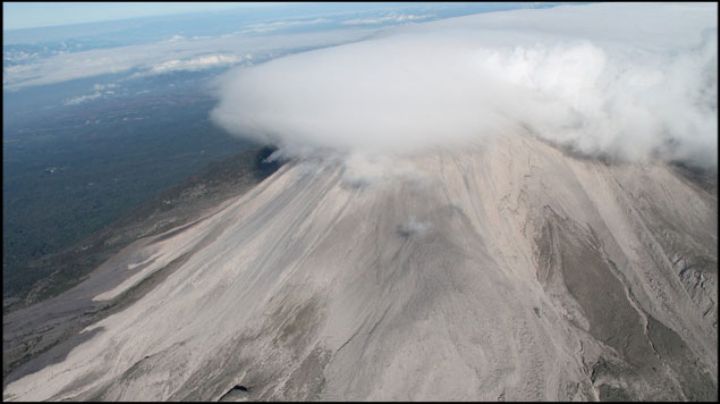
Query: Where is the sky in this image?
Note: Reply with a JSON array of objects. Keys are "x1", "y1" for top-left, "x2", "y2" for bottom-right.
[{"x1": 2, "y1": 2, "x2": 278, "y2": 30}]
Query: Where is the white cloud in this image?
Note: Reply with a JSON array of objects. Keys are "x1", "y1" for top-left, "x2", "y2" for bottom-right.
[
  {"x1": 340, "y1": 152, "x2": 422, "y2": 188},
  {"x1": 3, "y1": 28, "x2": 380, "y2": 89},
  {"x1": 342, "y1": 13, "x2": 431, "y2": 26},
  {"x1": 148, "y1": 54, "x2": 241, "y2": 75},
  {"x1": 93, "y1": 82, "x2": 117, "y2": 91},
  {"x1": 64, "y1": 92, "x2": 103, "y2": 106},
  {"x1": 240, "y1": 18, "x2": 330, "y2": 34},
  {"x1": 63, "y1": 82, "x2": 119, "y2": 105},
  {"x1": 398, "y1": 216, "x2": 431, "y2": 237},
  {"x1": 211, "y1": 3, "x2": 718, "y2": 168}
]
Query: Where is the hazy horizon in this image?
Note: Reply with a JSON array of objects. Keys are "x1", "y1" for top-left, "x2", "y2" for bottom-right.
[{"x1": 2, "y1": 2, "x2": 279, "y2": 31}]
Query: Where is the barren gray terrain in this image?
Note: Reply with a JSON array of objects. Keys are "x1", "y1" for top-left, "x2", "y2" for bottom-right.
[{"x1": 2, "y1": 134, "x2": 717, "y2": 401}]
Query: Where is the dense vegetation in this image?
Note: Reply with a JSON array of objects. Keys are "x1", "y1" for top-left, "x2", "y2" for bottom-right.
[{"x1": 3, "y1": 73, "x2": 259, "y2": 303}]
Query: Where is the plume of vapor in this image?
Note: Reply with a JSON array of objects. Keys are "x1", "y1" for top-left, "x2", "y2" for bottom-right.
[{"x1": 211, "y1": 3, "x2": 718, "y2": 168}]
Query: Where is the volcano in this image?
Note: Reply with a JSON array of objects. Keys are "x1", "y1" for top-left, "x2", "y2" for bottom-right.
[{"x1": 3, "y1": 134, "x2": 717, "y2": 401}]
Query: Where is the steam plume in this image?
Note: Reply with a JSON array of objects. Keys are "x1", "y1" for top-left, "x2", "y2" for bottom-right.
[{"x1": 211, "y1": 3, "x2": 718, "y2": 168}]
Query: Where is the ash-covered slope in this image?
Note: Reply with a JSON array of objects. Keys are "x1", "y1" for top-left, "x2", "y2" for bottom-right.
[{"x1": 3, "y1": 134, "x2": 717, "y2": 401}]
